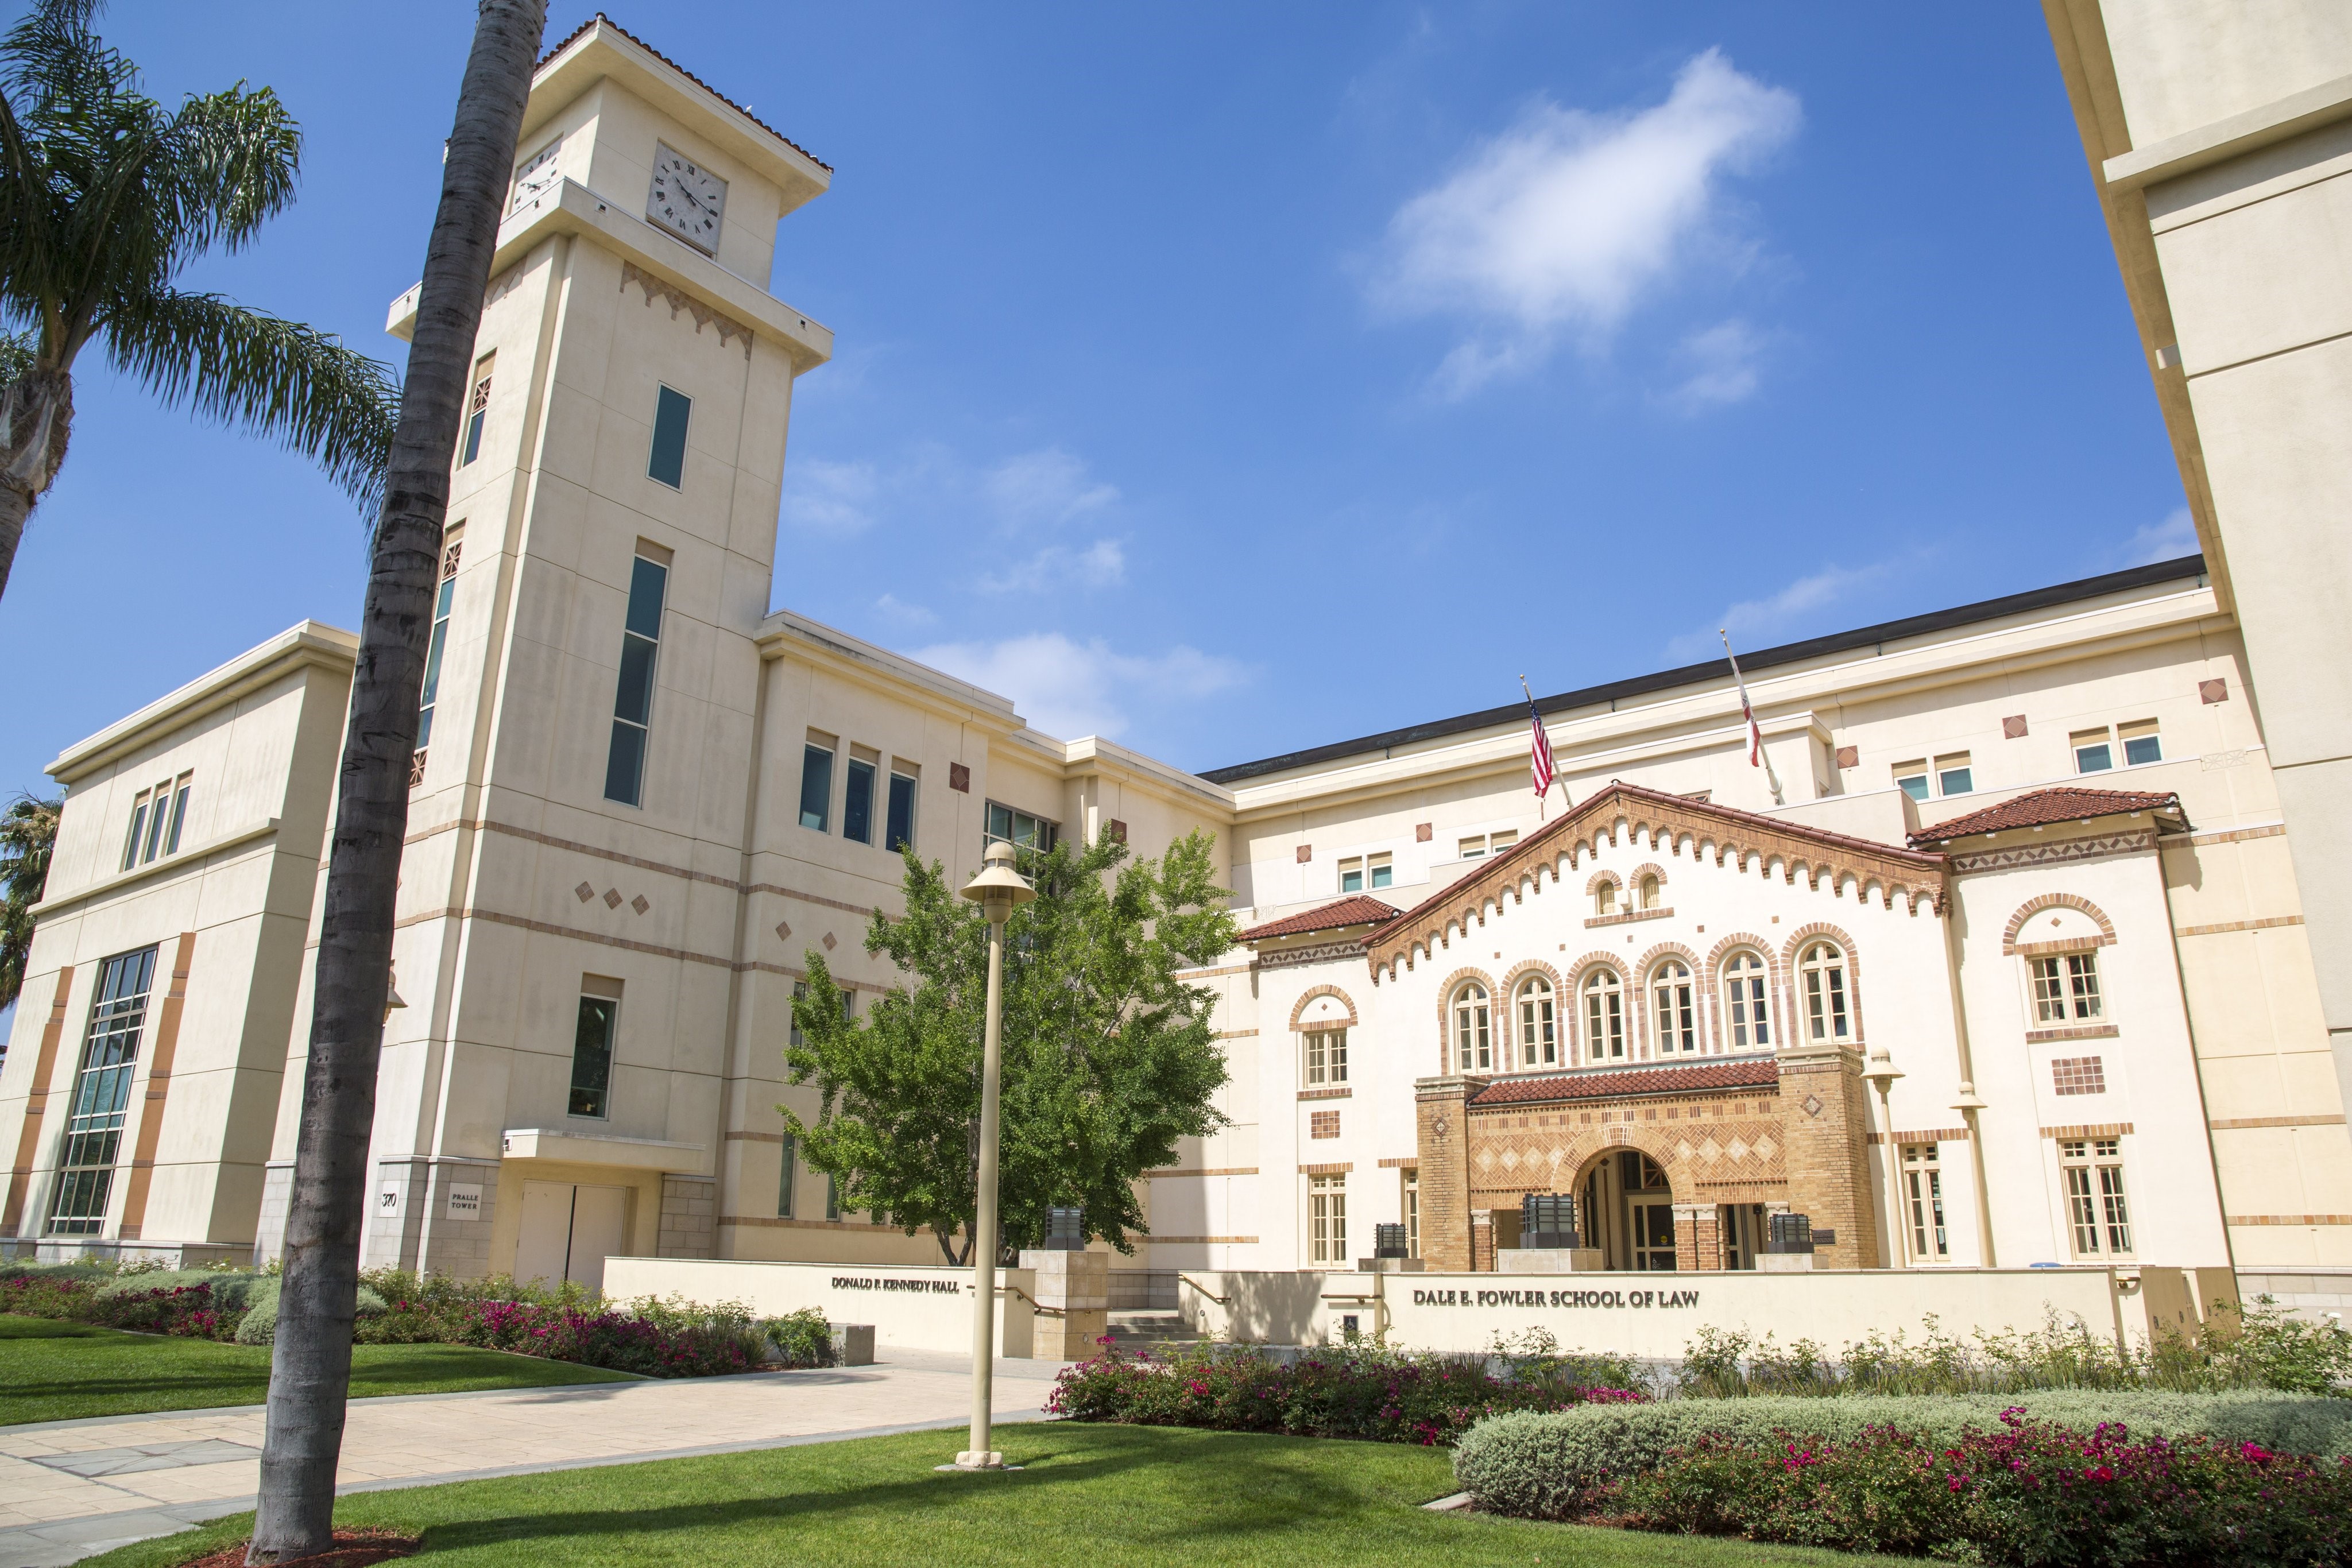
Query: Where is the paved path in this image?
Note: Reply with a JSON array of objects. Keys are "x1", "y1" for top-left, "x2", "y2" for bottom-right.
[{"x1": 0, "y1": 1349, "x2": 1069, "y2": 1567}]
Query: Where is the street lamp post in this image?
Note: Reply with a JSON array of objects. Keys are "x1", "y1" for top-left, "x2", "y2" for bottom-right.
[{"x1": 951, "y1": 838, "x2": 1035, "y2": 1471}]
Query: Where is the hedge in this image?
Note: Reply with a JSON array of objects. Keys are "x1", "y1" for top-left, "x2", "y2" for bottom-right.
[{"x1": 1453, "y1": 1389, "x2": 2352, "y2": 1520}]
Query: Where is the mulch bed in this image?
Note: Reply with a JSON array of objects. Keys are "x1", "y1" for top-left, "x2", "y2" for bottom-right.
[{"x1": 175, "y1": 1530, "x2": 420, "y2": 1568}]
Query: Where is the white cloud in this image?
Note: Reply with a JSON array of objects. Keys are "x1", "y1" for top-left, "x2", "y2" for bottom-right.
[
  {"x1": 873, "y1": 593, "x2": 937, "y2": 627},
  {"x1": 1375, "y1": 49, "x2": 1800, "y2": 394},
  {"x1": 984, "y1": 448, "x2": 1119, "y2": 529},
  {"x1": 2120, "y1": 506, "x2": 2198, "y2": 566},
  {"x1": 914, "y1": 633, "x2": 1248, "y2": 740},
  {"x1": 778, "y1": 458, "x2": 881, "y2": 536},
  {"x1": 1665, "y1": 318, "x2": 1766, "y2": 411},
  {"x1": 1666, "y1": 559, "x2": 1891, "y2": 664},
  {"x1": 977, "y1": 538, "x2": 1127, "y2": 595}
]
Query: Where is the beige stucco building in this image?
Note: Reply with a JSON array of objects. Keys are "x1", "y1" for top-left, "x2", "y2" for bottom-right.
[{"x1": 1, "y1": 16, "x2": 2347, "y2": 1315}]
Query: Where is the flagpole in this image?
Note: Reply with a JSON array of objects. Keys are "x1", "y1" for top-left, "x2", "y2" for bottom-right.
[
  {"x1": 1718, "y1": 632, "x2": 1786, "y2": 807},
  {"x1": 1519, "y1": 675, "x2": 1568, "y2": 816}
]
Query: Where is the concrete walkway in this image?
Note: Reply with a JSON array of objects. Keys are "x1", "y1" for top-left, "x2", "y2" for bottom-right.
[{"x1": 0, "y1": 1348, "x2": 1070, "y2": 1567}]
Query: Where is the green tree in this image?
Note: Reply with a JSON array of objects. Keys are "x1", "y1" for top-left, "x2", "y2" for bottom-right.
[
  {"x1": 786, "y1": 830, "x2": 1237, "y2": 1264},
  {"x1": 0, "y1": 0, "x2": 399, "y2": 605},
  {"x1": 0, "y1": 792, "x2": 59, "y2": 1008}
]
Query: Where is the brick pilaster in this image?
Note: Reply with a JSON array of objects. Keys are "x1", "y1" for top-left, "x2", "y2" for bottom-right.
[
  {"x1": 1414, "y1": 1075, "x2": 1486, "y2": 1272},
  {"x1": 1777, "y1": 1044, "x2": 1881, "y2": 1268}
]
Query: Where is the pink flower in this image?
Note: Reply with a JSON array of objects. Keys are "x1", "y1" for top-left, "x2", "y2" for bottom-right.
[
  {"x1": 2084, "y1": 1465, "x2": 2114, "y2": 1482},
  {"x1": 2242, "y1": 1442, "x2": 2275, "y2": 1464}
]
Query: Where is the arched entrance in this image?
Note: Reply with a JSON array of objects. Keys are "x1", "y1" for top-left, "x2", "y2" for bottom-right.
[{"x1": 1573, "y1": 1149, "x2": 1678, "y2": 1271}]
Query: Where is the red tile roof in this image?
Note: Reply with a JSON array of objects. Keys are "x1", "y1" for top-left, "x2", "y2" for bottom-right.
[
  {"x1": 1236, "y1": 896, "x2": 1401, "y2": 943},
  {"x1": 541, "y1": 14, "x2": 832, "y2": 172},
  {"x1": 1470, "y1": 1056, "x2": 1780, "y2": 1106},
  {"x1": 1908, "y1": 787, "x2": 2184, "y2": 846}
]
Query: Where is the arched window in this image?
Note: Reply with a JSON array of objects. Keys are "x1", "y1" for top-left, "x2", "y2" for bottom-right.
[
  {"x1": 1638, "y1": 873, "x2": 1661, "y2": 911},
  {"x1": 1651, "y1": 961, "x2": 1697, "y2": 1054},
  {"x1": 1595, "y1": 879, "x2": 1619, "y2": 917},
  {"x1": 1721, "y1": 951, "x2": 1771, "y2": 1051},
  {"x1": 1515, "y1": 976, "x2": 1556, "y2": 1067},
  {"x1": 1582, "y1": 969, "x2": 1625, "y2": 1062},
  {"x1": 1453, "y1": 983, "x2": 1491, "y2": 1071},
  {"x1": 1800, "y1": 942, "x2": 1851, "y2": 1042}
]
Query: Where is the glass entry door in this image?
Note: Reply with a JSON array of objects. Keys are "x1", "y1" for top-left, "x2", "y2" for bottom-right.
[{"x1": 1630, "y1": 1198, "x2": 1678, "y2": 1270}]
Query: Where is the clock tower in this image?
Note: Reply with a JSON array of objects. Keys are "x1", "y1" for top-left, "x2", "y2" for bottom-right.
[{"x1": 259, "y1": 17, "x2": 834, "y2": 1277}]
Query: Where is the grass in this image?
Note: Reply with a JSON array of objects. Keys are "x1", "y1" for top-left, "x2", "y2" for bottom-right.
[
  {"x1": 0, "y1": 1314, "x2": 639, "y2": 1427},
  {"x1": 75, "y1": 1424, "x2": 1912, "y2": 1568}
]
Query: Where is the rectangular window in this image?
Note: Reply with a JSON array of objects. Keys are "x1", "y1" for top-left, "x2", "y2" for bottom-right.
[
  {"x1": 1402, "y1": 1169, "x2": 1420, "y2": 1259},
  {"x1": 2030, "y1": 951, "x2": 2103, "y2": 1023},
  {"x1": 885, "y1": 770, "x2": 918, "y2": 853},
  {"x1": 1901, "y1": 1144, "x2": 1948, "y2": 1260},
  {"x1": 569, "y1": 978, "x2": 621, "y2": 1119},
  {"x1": 2072, "y1": 727, "x2": 2114, "y2": 774},
  {"x1": 162, "y1": 775, "x2": 190, "y2": 855},
  {"x1": 1935, "y1": 752, "x2": 1973, "y2": 796},
  {"x1": 799, "y1": 740, "x2": 834, "y2": 831},
  {"x1": 777, "y1": 1133, "x2": 796, "y2": 1218},
  {"x1": 842, "y1": 756, "x2": 876, "y2": 845},
  {"x1": 1303, "y1": 1028, "x2": 1348, "y2": 1086},
  {"x1": 44, "y1": 947, "x2": 158, "y2": 1236},
  {"x1": 121, "y1": 774, "x2": 194, "y2": 872},
  {"x1": 647, "y1": 384, "x2": 691, "y2": 490},
  {"x1": 984, "y1": 800, "x2": 1058, "y2": 853},
  {"x1": 1368, "y1": 853, "x2": 1392, "y2": 890},
  {"x1": 121, "y1": 791, "x2": 149, "y2": 872},
  {"x1": 459, "y1": 353, "x2": 493, "y2": 467},
  {"x1": 1338, "y1": 857, "x2": 1364, "y2": 894},
  {"x1": 602, "y1": 552, "x2": 668, "y2": 807},
  {"x1": 2119, "y1": 719, "x2": 2162, "y2": 766},
  {"x1": 1309, "y1": 1172, "x2": 1347, "y2": 1265},
  {"x1": 416, "y1": 531, "x2": 462, "y2": 753},
  {"x1": 825, "y1": 1173, "x2": 840, "y2": 1222},
  {"x1": 1488, "y1": 830, "x2": 1518, "y2": 853},
  {"x1": 790, "y1": 980, "x2": 807, "y2": 1050},
  {"x1": 1459, "y1": 836, "x2": 1486, "y2": 860},
  {"x1": 2051, "y1": 1055, "x2": 2106, "y2": 1096},
  {"x1": 1893, "y1": 761, "x2": 1929, "y2": 803},
  {"x1": 2061, "y1": 1139, "x2": 2133, "y2": 1256}
]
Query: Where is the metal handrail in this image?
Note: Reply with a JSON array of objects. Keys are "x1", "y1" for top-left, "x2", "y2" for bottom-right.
[{"x1": 1177, "y1": 1272, "x2": 1229, "y2": 1305}]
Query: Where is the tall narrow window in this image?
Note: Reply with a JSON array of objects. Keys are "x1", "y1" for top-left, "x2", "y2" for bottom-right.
[
  {"x1": 416, "y1": 532, "x2": 462, "y2": 758},
  {"x1": 1452, "y1": 984, "x2": 1491, "y2": 1071},
  {"x1": 1638, "y1": 874, "x2": 1662, "y2": 911},
  {"x1": 799, "y1": 740, "x2": 834, "y2": 831},
  {"x1": 459, "y1": 353, "x2": 493, "y2": 466},
  {"x1": 2061, "y1": 1139, "x2": 2133, "y2": 1256},
  {"x1": 121, "y1": 789, "x2": 149, "y2": 872},
  {"x1": 570, "y1": 979, "x2": 621, "y2": 1119},
  {"x1": 777, "y1": 1133, "x2": 796, "y2": 1218},
  {"x1": 1800, "y1": 943, "x2": 1851, "y2": 1042},
  {"x1": 1303, "y1": 1028, "x2": 1348, "y2": 1086},
  {"x1": 1583, "y1": 969, "x2": 1626, "y2": 1061},
  {"x1": 885, "y1": 769, "x2": 917, "y2": 852},
  {"x1": 825, "y1": 1173, "x2": 840, "y2": 1222},
  {"x1": 1516, "y1": 976, "x2": 1556, "y2": 1067},
  {"x1": 1902, "y1": 1143, "x2": 1948, "y2": 1260},
  {"x1": 602, "y1": 552, "x2": 668, "y2": 806},
  {"x1": 1309, "y1": 1172, "x2": 1347, "y2": 1264},
  {"x1": 790, "y1": 980, "x2": 808, "y2": 1049},
  {"x1": 162, "y1": 774, "x2": 190, "y2": 855},
  {"x1": 2030, "y1": 951, "x2": 2103, "y2": 1023},
  {"x1": 1651, "y1": 962, "x2": 1697, "y2": 1053},
  {"x1": 1402, "y1": 1168, "x2": 1420, "y2": 1259},
  {"x1": 1722, "y1": 951, "x2": 1770, "y2": 1050},
  {"x1": 44, "y1": 947, "x2": 157, "y2": 1235},
  {"x1": 120, "y1": 775, "x2": 193, "y2": 871},
  {"x1": 647, "y1": 385, "x2": 691, "y2": 489},
  {"x1": 842, "y1": 755, "x2": 876, "y2": 845}
]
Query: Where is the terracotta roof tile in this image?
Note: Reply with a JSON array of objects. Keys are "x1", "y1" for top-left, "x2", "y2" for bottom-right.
[
  {"x1": 1470, "y1": 1056, "x2": 1780, "y2": 1106},
  {"x1": 541, "y1": 14, "x2": 831, "y2": 172},
  {"x1": 1908, "y1": 786, "x2": 2184, "y2": 846},
  {"x1": 1236, "y1": 896, "x2": 1399, "y2": 943}
]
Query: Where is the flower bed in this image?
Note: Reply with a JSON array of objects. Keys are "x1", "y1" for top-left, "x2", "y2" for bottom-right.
[{"x1": 1049, "y1": 1339, "x2": 1642, "y2": 1447}]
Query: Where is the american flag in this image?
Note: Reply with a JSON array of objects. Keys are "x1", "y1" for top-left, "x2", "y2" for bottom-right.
[{"x1": 1526, "y1": 691, "x2": 1557, "y2": 797}]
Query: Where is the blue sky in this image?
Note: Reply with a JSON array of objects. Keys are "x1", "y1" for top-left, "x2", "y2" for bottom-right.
[{"x1": 0, "y1": 1, "x2": 2185, "y2": 796}]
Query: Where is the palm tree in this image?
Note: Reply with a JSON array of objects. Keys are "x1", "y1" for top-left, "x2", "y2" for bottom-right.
[
  {"x1": 0, "y1": 0, "x2": 398, "y2": 606},
  {"x1": 247, "y1": 2, "x2": 546, "y2": 1560},
  {"x1": 0, "y1": 792, "x2": 59, "y2": 1011}
]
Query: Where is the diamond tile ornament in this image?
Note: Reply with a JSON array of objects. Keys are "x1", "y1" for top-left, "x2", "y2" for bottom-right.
[
  {"x1": 1726, "y1": 1137, "x2": 1751, "y2": 1162},
  {"x1": 1753, "y1": 1133, "x2": 1778, "y2": 1160},
  {"x1": 1698, "y1": 1136, "x2": 1722, "y2": 1163},
  {"x1": 1475, "y1": 1147, "x2": 1495, "y2": 1171},
  {"x1": 775, "y1": 921, "x2": 792, "y2": 940},
  {"x1": 603, "y1": 888, "x2": 623, "y2": 908},
  {"x1": 575, "y1": 882, "x2": 594, "y2": 902},
  {"x1": 822, "y1": 932, "x2": 838, "y2": 951},
  {"x1": 630, "y1": 895, "x2": 649, "y2": 915},
  {"x1": 1674, "y1": 1139, "x2": 1695, "y2": 1162},
  {"x1": 1500, "y1": 1147, "x2": 1521, "y2": 1171},
  {"x1": 1802, "y1": 1094, "x2": 1825, "y2": 1119}
]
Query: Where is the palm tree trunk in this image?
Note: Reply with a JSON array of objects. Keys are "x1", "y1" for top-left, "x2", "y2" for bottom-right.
[
  {"x1": 0, "y1": 367, "x2": 73, "y2": 605},
  {"x1": 246, "y1": 2, "x2": 545, "y2": 1560}
]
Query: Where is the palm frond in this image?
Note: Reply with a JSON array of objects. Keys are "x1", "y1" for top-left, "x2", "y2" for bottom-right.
[
  {"x1": 103, "y1": 289, "x2": 398, "y2": 514},
  {"x1": 163, "y1": 84, "x2": 299, "y2": 258}
]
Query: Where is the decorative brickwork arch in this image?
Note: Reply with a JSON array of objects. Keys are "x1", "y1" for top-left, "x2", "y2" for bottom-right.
[
  {"x1": 1781, "y1": 922, "x2": 1865, "y2": 1046},
  {"x1": 1565, "y1": 1137, "x2": 1702, "y2": 1207},
  {"x1": 1289, "y1": 984, "x2": 1360, "y2": 1033},
  {"x1": 2002, "y1": 893, "x2": 2117, "y2": 956},
  {"x1": 1500, "y1": 959, "x2": 1565, "y2": 1068},
  {"x1": 1628, "y1": 861, "x2": 1668, "y2": 892},
  {"x1": 1563, "y1": 951, "x2": 1628, "y2": 1066},
  {"x1": 1632, "y1": 940, "x2": 1703, "y2": 1058},
  {"x1": 1585, "y1": 866, "x2": 1622, "y2": 897},
  {"x1": 1434, "y1": 966, "x2": 1499, "y2": 1075}
]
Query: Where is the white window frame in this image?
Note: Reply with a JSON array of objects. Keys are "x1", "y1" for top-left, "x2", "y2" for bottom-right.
[
  {"x1": 1902, "y1": 1143, "x2": 1949, "y2": 1261},
  {"x1": 2060, "y1": 1138, "x2": 2133, "y2": 1258},
  {"x1": 1302, "y1": 1027, "x2": 1348, "y2": 1087},
  {"x1": 1721, "y1": 950, "x2": 1771, "y2": 1051},
  {"x1": 1515, "y1": 976, "x2": 1556, "y2": 1068},
  {"x1": 1650, "y1": 961, "x2": 1697, "y2": 1054},
  {"x1": 1452, "y1": 984, "x2": 1491, "y2": 1071},
  {"x1": 1309, "y1": 1172, "x2": 1348, "y2": 1265},
  {"x1": 2029, "y1": 950, "x2": 2103, "y2": 1024},
  {"x1": 1799, "y1": 942, "x2": 1852, "y2": 1043},
  {"x1": 1582, "y1": 969, "x2": 1626, "y2": 1062}
]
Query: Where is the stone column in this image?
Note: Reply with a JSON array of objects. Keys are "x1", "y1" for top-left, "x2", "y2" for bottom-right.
[
  {"x1": 1673, "y1": 1202, "x2": 1719, "y2": 1271},
  {"x1": 1414, "y1": 1075, "x2": 1486, "y2": 1272},
  {"x1": 1020, "y1": 1249, "x2": 1109, "y2": 1360},
  {"x1": 1775, "y1": 1043, "x2": 1881, "y2": 1268}
]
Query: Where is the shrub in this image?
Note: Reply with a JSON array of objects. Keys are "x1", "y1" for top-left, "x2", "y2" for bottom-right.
[
  {"x1": 463, "y1": 1299, "x2": 758, "y2": 1377},
  {"x1": 1453, "y1": 1388, "x2": 2352, "y2": 1519},
  {"x1": 1608, "y1": 1412, "x2": 2352, "y2": 1567},
  {"x1": 233, "y1": 1277, "x2": 389, "y2": 1346},
  {"x1": 2, "y1": 1268, "x2": 230, "y2": 1337},
  {"x1": 761, "y1": 1307, "x2": 835, "y2": 1368},
  {"x1": 1050, "y1": 1338, "x2": 1642, "y2": 1447}
]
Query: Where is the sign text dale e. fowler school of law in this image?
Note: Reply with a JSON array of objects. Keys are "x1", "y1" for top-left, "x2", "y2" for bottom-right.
[{"x1": 1411, "y1": 1286, "x2": 1701, "y2": 1313}]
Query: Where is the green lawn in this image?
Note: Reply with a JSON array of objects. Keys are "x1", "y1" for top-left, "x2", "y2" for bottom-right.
[
  {"x1": 77, "y1": 1424, "x2": 1910, "y2": 1568},
  {"x1": 0, "y1": 1314, "x2": 639, "y2": 1427}
]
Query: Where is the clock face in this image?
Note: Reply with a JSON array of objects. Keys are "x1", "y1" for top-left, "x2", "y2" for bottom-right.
[
  {"x1": 647, "y1": 143, "x2": 726, "y2": 253},
  {"x1": 511, "y1": 139, "x2": 562, "y2": 212}
]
